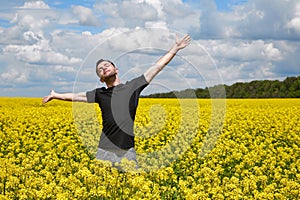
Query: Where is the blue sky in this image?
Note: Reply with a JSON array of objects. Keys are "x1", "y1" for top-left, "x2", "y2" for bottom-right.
[
  {"x1": 219, "y1": 0, "x2": 249, "y2": 10},
  {"x1": 0, "y1": 0, "x2": 300, "y2": 97}
]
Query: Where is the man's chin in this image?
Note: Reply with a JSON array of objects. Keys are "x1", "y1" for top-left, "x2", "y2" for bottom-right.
[{"x1": 102, "y1": 73, "x2": 117, "y2": 82}]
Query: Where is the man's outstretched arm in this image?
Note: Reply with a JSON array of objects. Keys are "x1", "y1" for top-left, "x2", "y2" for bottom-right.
[
  {"x1": 143, "y1": 34, "x2": 191, "y2": 83},
  {"x1": 42, "y1": 90, "x2": 88, "y2": 104}
]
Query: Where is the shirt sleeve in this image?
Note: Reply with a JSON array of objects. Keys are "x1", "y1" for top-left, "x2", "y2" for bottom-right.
[
  {"x1": 86, "y1": 89, "x2": 96, "y2": 103},
  {"x1": 133, "y1": 74, "x2": 149, "y2": 94},
  {"x1": 140, "y1": 74, "x2": 149, "y2": 86}
]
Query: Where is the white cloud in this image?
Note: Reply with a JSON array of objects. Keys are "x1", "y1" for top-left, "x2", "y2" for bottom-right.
[
  {"x1": 23, "y1": 31, "x2": 43, "y2": 43},
  {"x1": 262, "y1": 43, "x2": 282, "y2": 61},
  {"x1": 53, "y1": 65, "x2": 76, "y2": 73},
  {"x1": 19, "y1": 14, "x2": 50, "y2": 30},
  {"x1": 196, "y1": 0, "x2": 300, "y2": 40},
  {"x1": 72, "y1": 5, "x2": 101, "y2": 26},
  {"x1": 249, "y1": 63, "x2": 275, "y2": 79},
  {"x1": 287, "y1": 17, "x2": 300, "y2": 34},
  {"x1": 93, "y1": 0, "x2": 157, "y2": 28},
  {"x1": 82, "y1": 31, "x2": 92, "y2": 36},
  {"x1": 206, "y1": 40, "x2": 282, "y2": 62},
  {"x1": 144, "y1": 0, "x2": 165, "y2": 19},
  {"x1": 145, "y1": 21, "x2": 168, "y2": 29},
  {"x1": 0, "y1": 8, "x2": 55, "y2": 45},
  {"x1": 0, "y1": 69, "x2": 28, "y2": 84},
  {"x1": 287, "y1": 3, "x2": 300, "y2": 34},
  {"x1": 19, "y1": 1, "x2": 50, "y2": 9},
  {"x1": 193, "y1": 39, "x2": 290, "y2": 85},
  {"x1": 119, "y1": 1, "x2": 158, "y2": 20},
  {"x1": 3, "y1": 29, "x2": 82, "y2": 66},
  {"x1": 93, "y1": 0, "x2": 198, "y2": 30}
]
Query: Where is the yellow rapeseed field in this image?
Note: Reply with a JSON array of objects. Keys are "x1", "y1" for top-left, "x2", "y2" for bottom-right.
[{"x1": 0, "y1": 98, "x2": 299, "y2": 199}]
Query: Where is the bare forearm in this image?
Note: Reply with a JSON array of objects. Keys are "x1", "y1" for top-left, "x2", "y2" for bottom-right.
[
  {"x1": 144, "y1": 45, "x2": 178, "y2": 83},
  {"x1": 53, "y1": 92, "x2": 75, "y2": 101},
  {"x1": 54, "y1": 92, "x2": 87, "y2": 102},
  {"x1": 42, "y1": 90, "x2": 87, "y2": 104},
  {"x1": 144, "y1": 34, "x2": 191, "y2": 83},
  {"x1": 157, "y1": 45, "x2": 178, "y2": 66}
]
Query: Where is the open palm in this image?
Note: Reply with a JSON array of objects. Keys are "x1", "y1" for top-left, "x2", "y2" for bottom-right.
[
  {"x1": 176, "y1": 34, "x2": 191, "y2": 50},
  {"x1": 42, "y1": 90, "x2": 55, "y2": 104}
]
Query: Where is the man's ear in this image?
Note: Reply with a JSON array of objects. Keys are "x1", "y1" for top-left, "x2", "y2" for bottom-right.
[{"x1": 100, "y1": 77, "x2": 104, "y2": 83}]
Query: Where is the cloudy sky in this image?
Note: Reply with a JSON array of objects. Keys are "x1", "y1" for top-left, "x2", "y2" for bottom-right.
[{"x1": 0, "y1": 0, "x2": 299, "y2": 97}]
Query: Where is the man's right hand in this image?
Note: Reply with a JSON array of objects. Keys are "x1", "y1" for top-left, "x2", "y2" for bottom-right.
[{"x1": 42, "y1": 90, "x2": 55, "y2": 104}]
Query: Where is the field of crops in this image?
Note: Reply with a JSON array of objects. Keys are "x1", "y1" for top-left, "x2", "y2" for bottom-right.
[{"x1": 0, "y1": 98, "x2": 299, "y2": 199}]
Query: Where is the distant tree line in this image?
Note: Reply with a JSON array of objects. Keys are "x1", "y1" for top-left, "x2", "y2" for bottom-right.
[{"x1": 142, "y1": 76, "x2": 300, "y2": 98}]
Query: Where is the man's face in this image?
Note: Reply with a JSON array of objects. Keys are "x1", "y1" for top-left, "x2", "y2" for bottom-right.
[{"x1": 97, "y1": 61, "x2": 118, "y2": 82}]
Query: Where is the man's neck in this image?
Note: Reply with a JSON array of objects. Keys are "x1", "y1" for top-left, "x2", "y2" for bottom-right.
[{"x1": 105, "y1": 76, "x2": 121, "y2": 88}]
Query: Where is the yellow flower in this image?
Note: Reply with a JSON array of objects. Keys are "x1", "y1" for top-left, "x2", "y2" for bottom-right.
[{"x1": 1, "y1": 98, "x2": 300, "y2": 199}]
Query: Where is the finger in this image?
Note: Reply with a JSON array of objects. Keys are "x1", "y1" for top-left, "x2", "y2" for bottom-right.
[
  {"x1": 184, "y1": 35, "x2": 191, "y2": 44},
  {"x1": 184, "y1": 35, "x2": 191, "y2": 42}
]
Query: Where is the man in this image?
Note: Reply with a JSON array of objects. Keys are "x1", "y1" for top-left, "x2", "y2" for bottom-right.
[{"x1": 42, "y1": 34, "x2": 191, "y2": 168}]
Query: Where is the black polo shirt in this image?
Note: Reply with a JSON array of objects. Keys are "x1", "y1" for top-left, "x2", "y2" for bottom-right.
[{"x1": 86, "y1": 75, "x2": 148, "y2": 149}]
